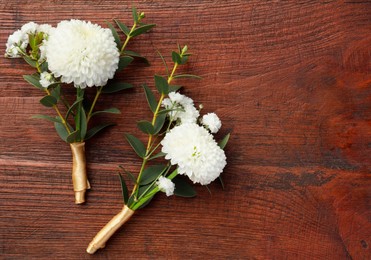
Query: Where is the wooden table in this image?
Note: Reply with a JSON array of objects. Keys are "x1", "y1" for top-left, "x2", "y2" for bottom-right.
[{"x1": 1, "y1": 1, "x2": 370, "y2": 259}]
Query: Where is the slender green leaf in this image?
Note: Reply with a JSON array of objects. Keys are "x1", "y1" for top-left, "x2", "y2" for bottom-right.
[
  {"x1": 32, "y1": 114, "x2": 62, "y2": 123},
  {"x1": 129, "y1": 24, "x2": 156, "y2": 37},
  {"x1": 157, "y1": 50, "x2": 169, "y2": 76},
  {"x1": 118, "y1": 173, "x2": 129, "y2": 204},
  {"x1": 40, "y1": 95, "x2": 57, "y2": 107},
  {"x1": 124, "y1": 133, "x2": 146, "y2": 158},
  {"x1": 218, "y1": 175, "x2": 225, "y2": 190},
  {"x1": 65, "y1": 97, "x2": 83, "y2": 120},
  {"x1": 106, "y1": 22, "x2": 121, "y2": 48},
  {"x1": 148, "y1": 151, "x2": 166, "y2": 160},
  {"x1": 142, "y1": 84, "x2": 157, "y2": 112},
  {"x1": 124, "y1": 50, "x2": 149, "y2": 64},
  {"x1": 118, "y1": 165, "x2": 137, "y2": 184},
  {"x1": 169, "y1": 85, "x2": 182, "y2": 92},
  {"x1": 205, "y1": 185, "x2": 212, "y2": 195},
  {"x1": 39, "y1": 61, "x2": 48, "y2": 72},
  {"x1": 153, "y1": 113, "x2": 166, "y2": 134},
  {"x1": 102, "y1": 82, "x2": 133, "y2": 94},
  {"x1": 23, "y1": 74, "x2": 43, "y2": 90},
  {"x1": 29, "y1": 34, "x2": 36, "y2": 50},
  {"x1": 50, "y1": 85, "x2": 61, "y2": 100},
  {"x1": 137, "y1": 196, "x2": 154, "y2": 209},
  {"x1": 173, "y1": 177, "x2": 197, "y2": 197},
  {"x1": 218, "y1": 133, "x2": 230, "y2": 149},
  {"x1": 66, "y1": 129, "x2": 80, "y2": 143},
  {"x1": 139, "y1": 165, "x2": 167, "y2": 185},
  {"x1": 172, "y1": 51, "x2": 181, "y2": 64},
  {"x1": 137, "y1": 120, "x2": 155, "y2": 135},
  {"x1": 84, "y1": 123, "x2": 115, "y2": 140},
  {"x1": 154, "y1": 75, "x2": 169, "y2": 95},
  {"x1": 118, "y1": 56, "x2": 134, "y2": 71},
  {"x1": 132, "y1": 6, "x2": 139, "y2": 23},
  {"x1": 79, "y1": 107, "x2": 87, "y2": 140},
  {"x1": 91, "y1": 108, "x2": 121, "y2": 117},
  {"x1": 172, "y1": 74, "x2": 202, "y2": 79},
  {"x1": 23, "y1": 56, "x2": 37, "y2": 68},
  {"x1": 54, "y1": 121, "x2": 69, "y2": 142},
  {"x1": 114, "y1": 19, "x2": 130, "y2": 35},
  {"x1": 180, "y1": 55, "x2": 189, "y2": 65}
]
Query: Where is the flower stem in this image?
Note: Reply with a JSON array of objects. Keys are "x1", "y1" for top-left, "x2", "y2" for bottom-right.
[
  {"x1": 120, "y1": 22, "x2": 136, "y2": 54},
  {"x1": 87, "y1": 86, "x2": 103, "y2": 123},
  {"x1": 45, "y1": 88, "x2": 71, "y2": 134}
]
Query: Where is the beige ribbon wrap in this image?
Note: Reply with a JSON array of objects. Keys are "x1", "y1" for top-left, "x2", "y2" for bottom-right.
[
  {"x1": 87, "y1": 205, "x2": 134, "y2": 254},
  {"x1": 70, "y1": 142, "x2": 90, "y2": 204}
]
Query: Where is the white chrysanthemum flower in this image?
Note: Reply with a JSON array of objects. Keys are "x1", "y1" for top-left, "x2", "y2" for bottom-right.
[
  {"x1": 21, "y1": 22, "x2": 39, "y2": 35},
  {"x1": 44, "y1": 19, "x2": 120, "y2": 88},
  {"x1": 39, "y1": 71, "x2": 55, "y2": 88},
  {"x1": 161, "y1": 123, "x2": 226, "y2": 185},
  {"x1": 156, "y1": 176, "x2": 175, "y2": 196},
  {"x1": 162, "y1": 92, "x2": 199, "y2": 124},
  {"x1": 201, "y1": 113, "x2": 222, "y2": 133},
  {"x1": 5, "y1": 29, "x2": 29, "y2": 58}
]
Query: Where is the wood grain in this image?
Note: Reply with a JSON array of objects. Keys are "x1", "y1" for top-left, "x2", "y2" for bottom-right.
[{"x1": 1, "y1": 1, "x2": 370, "y2": 259}]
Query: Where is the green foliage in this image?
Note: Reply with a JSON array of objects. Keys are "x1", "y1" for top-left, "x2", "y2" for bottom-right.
[
  {"x1": 118, "y1": 56, "x2": 134, "y2": 71},
  {"x1": 218, "y1": 133, "x2": 230, "y2": 149},
  {"x1": 154, "y1": 75, "x2": 169, "y2": 95},
  {"x1": 124, "y1": 50, "x2": 149, "y2": 64},
  {"x1": 23, "y1": 74, "x2": 43, "y2": 90},
  {"x1": 142, "y1": 84, "x2": 157, "y2": 112},
  {"x1": 54, "y1": 121, "x2": 69, "y2": 142},
  {"x1": 32, "y1": 114, "x2": 62, "y2": 123},
  {"x1": 153, "y1": 113, "x2": 166, "y2": 134},
  {"x1": 137, "y1": 120, "x2": 155, "y2": 135},
  {"x1": 114, "y1": 19, "x2": 130, "y2": 36},
  {"x1": 130, "y1": 24, "x2": 156, "y2": 37},
  {"x1": 66, "y1": 129, "x2": 80, "y2": 143},
  {"x1": 40, "y1": 95, "x2": 57, "y2": 107},
  {"x1": 91, "y1": 108, "x2": 121, "y2": 117},
  {"x1": 139, "y1": 165, "x2": 167, "y2": 185},
  {"x1": 102, "y1": 82, "x2": 133, "y2": 94},
  {"x1": 118, "y1": 173, "x2": 129, "y2": 204},
  {"x1": 23, "y1": 56, "x2": 37, "y2": 68},
  {"x1": 106, "y1": 21, "x2": 121, "y2": 49},
  {"x1": 124, "y1": 133, "x2": 146, "y2": 158},
  {"x1": 173, "y1": 177, "x2": 197, "y2": 197},
  {"x1": 84, "y1": 123, "x2": 115, "y2": 140}
]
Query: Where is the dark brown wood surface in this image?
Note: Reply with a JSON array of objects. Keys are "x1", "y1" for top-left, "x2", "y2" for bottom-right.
[{"x1": 1, "y1": 1, "x2": 370, "y2": 259}]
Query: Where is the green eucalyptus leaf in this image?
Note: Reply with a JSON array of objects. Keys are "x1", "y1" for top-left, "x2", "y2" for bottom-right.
[
  {"x1": 23, "y1": 74, "x2": 43, "y2": 90},
  {"x1": 173, "y1": 177, "x2": 197, "y2": 198},
  {"x1": 129, "y1": 24, "x2": 156, "y2": 37},
  {"x1": 54, "y1": 121, "x2": 69, "y2": 142},
  {"x1": 40, "y1": 95, "x2": 57, "y2": 107},
  {"x1": 172, "y1": 74, "x2": 202, "y2": 79},
  {"x1": 218, "y1": 175, "x2": 225, "y2": 190},
  {"x1": 218, "y1": 133, "x2": 230, "y2": 149},
  {"x1": 137, "y1": 120, "x2": 155, "y2": 135},
  {"x1": 148, "y1": 151, "x2": 166, "y2": 160},
  {"x1": 91, "y1": 108, "x2": 121, "y2": 117},
  {"x1": 124, "y1": 50, "x2": 149, "y2": 64},
  {"x1": 142, "y1": 84, "x2": 157, "y2": 113},
  {"x1": 169, "y1": 85, "x2": 182, "y2": 92},
  {"x1": 23, "y1": 56, "x2": 37, "y2": 68},
  {"x1": 79, "y1": 107, "x2": 87, "y2": 140},
  {"x1": 66, "y1": 130, "x2": 80, "y2": 143},
  {"x1": 171, "y1": 51, "x2": 181, "y2": 64},
  {"x1": 50, "y1": 84, "x2": 61, "y2": 100},
  {"x1": 137, "y1": 183, "x2": 155, "y2": 198},
  {"x1": 180, "y1": 55, "x2": 189, "y2": 65},
  {"x1": 153, "y1": 113, "x2": 166, "y2": 134},
  {"x1": 106, "y1": 21, "x2": 121, "y2": 49},
  {"x1": 154, "y1": 75, "x2": 169, "y2": 95},
  {"x1": 124, "y1": 133, "x2": 146, "y2": 158},
  {"x1": 32, "y1": 114, "x2": 62, "y2": 123},
  {"x1": 118, "y1": 173, "x2": 129, "y2": 204},
  {"x1": 118, "y1": 165, "x2": 137, "y2": 184},
  {"x1": 132, "y1": 6, "x2": 139, "y2": 23},
  {"x1": 102, "y1": 82, "x2": 133, "y2": 94},
  {"x1": 139, "y1": 165, "x2": 167, "y2": 185},
  {"x1": 39, "y1": 61, "x2": 48, "y2": 72},
  {"x1": 114, "y1": 19, "x2": 130, "y2": 35},
  {"x1": 157, "y1": 50, "x2": 169, "y2": 76},
  {"x1": 65, "y1": 97, "x2": 83, "y2": 120},
  {"x1": 84, "y1": 123, "x2": 115, "y2": 140},
  {"x1": 118, "y1": 56, "x2": 134, "y2": 71}
]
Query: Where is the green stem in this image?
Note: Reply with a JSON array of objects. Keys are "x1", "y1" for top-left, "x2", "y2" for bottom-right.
[
  {"x1": 75, "y1": 87, "x2": 85, "y2": 141},
  {"x1": 120, "y1": 22, "x2": 136, "y2": 54},
  {"x1": 87, "y1": 86, "x2": 103, "y2": 123}
]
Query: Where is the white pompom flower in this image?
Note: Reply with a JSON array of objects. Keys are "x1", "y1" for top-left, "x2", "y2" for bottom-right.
[
  {"x1": 162, "y1": 92, "x2": 199, "y2": 124},
  {"x1": 5, "y1": 29, "x2": 29, "y2": 58},
  {"x1": 44, "y1": 19, "x2": 120, "y2": 88},
  {"x1": 161, "y1": 123, "x2": 226, "y2": 185},
  {"x1": 156, "y1": 176, "x2": 175, "y2": 196},
  {"x1": 201, "y1": 113, "x2": 222, "y2": 133}
]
